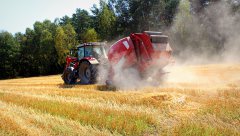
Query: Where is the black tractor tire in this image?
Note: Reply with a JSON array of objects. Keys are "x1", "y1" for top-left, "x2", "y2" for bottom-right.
[
  {"x1": 62, "y1": 68, "x2": 77, "y2": 84},
  {"x1": 79, "y1": 61, "x2": 97, "y2": 84}
]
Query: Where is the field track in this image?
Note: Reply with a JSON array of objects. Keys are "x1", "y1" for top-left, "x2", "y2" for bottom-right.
[{"x1": 0, "y1": 64, "x2": 239, "y2": 135}]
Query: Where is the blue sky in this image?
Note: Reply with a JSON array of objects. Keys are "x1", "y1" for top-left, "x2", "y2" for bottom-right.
[{"x1": 0, "y1": 0, "x2": 99, "y2": 34}]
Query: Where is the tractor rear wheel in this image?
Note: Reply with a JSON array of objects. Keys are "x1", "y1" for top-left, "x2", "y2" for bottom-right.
[
  {"x1": 79, "y1": 61, "x2": 97, "y2": 84},
  {"x1": 62, "y1": 68, "x2": 77, "y2": 84}
]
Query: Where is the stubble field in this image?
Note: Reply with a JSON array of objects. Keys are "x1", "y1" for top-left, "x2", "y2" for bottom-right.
[{"x1": 0, "y1": 64, "x2": 239, "y2": 136}]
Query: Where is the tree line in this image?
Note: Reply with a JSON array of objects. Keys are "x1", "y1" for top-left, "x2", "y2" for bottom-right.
[{"x1": 0, "y1": 0, "x2": 239, "y2": 79}]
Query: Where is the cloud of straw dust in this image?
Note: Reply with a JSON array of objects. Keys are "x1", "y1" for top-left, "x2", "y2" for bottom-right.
[
  {"x1": 98, "y1": 0, "x2": 240, "y2": 89},
  {"x1": 164, "y1": 0, "x2": 240, "y2": 87},
  {"x1": 170, "y1": 0, "x2": 240, "y2": 64}
]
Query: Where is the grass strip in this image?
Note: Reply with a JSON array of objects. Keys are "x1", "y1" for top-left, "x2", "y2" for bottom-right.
[
  {"x1": 0, "y1": 93, "x2": 156, "y2": 135},
  {"x1": 175, "y1": 121, "x2": 239, "y2": 136}
]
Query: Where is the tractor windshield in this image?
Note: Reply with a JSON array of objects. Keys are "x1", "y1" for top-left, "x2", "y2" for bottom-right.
[
  {"x1": 84, "y1": 45, "x2": 106, "y2": 59},
  {"x1": 93, "y1": 46, "x2": 102, "y2": 57}
]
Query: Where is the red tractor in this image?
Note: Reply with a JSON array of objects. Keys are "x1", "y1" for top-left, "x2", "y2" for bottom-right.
[
  {"x1": 62, "y1": 42, "x2": 107, "y2": 84},
  {"x1": 106, "y1": 31, "x2": 173, "y2": 85}
]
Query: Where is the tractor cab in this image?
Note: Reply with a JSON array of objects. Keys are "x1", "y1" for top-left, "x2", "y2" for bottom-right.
[{"x1": 77, "y1": 42, "x2": 107, "y2": 61}]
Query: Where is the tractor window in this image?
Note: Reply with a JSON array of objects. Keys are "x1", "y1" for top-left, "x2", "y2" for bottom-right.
[
  {"x1": 85, "y1": 46, "x2": 93, "y2": 57},
  {"x1": 78, "y1": 47, "x2": 84, "y2": 60},
  {"x1": 80, "y1": 45, "x2": 106, "y2": 59},
  {"x1": 93, "y1": 46, "x2": 106, "y2": 59},
  {"x1": 93, "y1": 47, "x2": 102, "y2": 55}
]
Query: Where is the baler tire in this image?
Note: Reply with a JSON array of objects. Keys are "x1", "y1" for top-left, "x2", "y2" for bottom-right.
[{"x1": 79, "y1": 61, "x2": 97, "y2": 84}]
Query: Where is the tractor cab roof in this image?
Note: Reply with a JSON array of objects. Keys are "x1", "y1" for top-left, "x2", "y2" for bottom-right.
[{"x1": 77, "y1": 42, "x2": 106, "y2": 48}]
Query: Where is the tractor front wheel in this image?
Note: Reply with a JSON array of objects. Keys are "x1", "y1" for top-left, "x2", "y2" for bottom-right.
[
  {"x1": 79, "y1": 61, "x2": 97, "y2": 84},
  {"x1": 62, "y1": 67, "x2": 77, "y2": 84}
]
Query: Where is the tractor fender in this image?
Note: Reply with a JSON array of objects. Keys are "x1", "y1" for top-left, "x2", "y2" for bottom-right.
[{"x1": 89, "y1": 59, "x2": 99, "y2": 65}]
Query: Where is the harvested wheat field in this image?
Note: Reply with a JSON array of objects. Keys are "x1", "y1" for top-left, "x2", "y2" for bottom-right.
[{"x1": 0, "y1": 64, "x2": 240, "y2": 136}]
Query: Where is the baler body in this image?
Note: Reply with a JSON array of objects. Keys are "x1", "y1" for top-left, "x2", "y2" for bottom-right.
[{"x1": 107, "y1": 31, "x2": 172, "y2": 84}]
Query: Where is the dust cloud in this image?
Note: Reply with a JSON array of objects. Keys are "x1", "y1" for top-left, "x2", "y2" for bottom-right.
[
  {"x1": 164, "y1": 0, "x2": 240, "y2": 87},
  {"x1": 170, "y1": 0, "x2": 240, "y2": 64},
  {"x1": 98, "y1": 0, "x2": 240, "y2": 89}
]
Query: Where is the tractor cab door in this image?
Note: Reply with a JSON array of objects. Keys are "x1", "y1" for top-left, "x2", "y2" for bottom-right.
[
  {"x1": 84, "y1": 46, "x2": 93, "y2": 57},
  {"x1": 77, "y1": 47, "x2": 85, "y2": 60}
]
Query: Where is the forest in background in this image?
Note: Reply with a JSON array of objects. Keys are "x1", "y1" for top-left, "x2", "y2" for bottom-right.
[{"x1": 0, "y1": 0, "x2": 239, "y2": 79}]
